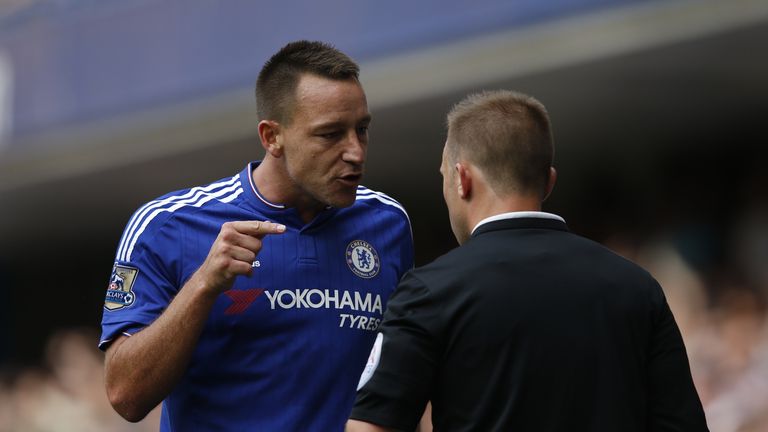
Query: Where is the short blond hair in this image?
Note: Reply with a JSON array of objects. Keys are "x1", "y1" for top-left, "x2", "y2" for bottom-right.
[{"x1": 446, "y1": 90, "x2": 554, "y2": 197}]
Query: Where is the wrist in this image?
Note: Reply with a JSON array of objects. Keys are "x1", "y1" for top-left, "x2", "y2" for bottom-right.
[{"x1": 185, "y1": 269, "x2": 226, "y2": 301}]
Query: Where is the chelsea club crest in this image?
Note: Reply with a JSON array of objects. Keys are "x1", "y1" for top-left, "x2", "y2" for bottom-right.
[{"x1": 346, "y1": 240, "x2": 380, "y2": 279}]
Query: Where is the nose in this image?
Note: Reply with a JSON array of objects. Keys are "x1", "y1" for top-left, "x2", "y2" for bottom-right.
[{"x1": 342, "y1": 130, "x2": 366, "y2": 165}]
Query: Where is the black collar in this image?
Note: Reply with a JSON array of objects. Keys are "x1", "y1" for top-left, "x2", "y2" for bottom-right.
[{"x1": 471, "y1": 217, "x2": 569, "y2": 238}]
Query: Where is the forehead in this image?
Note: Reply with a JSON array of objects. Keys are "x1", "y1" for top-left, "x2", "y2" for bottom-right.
[{"x1": 292, "y1": 74, "x2": 369, "y2": 126}]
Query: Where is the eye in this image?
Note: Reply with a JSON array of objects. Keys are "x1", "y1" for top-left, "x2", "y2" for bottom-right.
[{"x1": 318, "y1": 131, "x2": 342, "y2": 140}]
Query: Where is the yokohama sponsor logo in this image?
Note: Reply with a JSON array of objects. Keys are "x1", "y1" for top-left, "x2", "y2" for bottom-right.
[{"x1": 264, "y1": 289, "x2": 383, "y2": 314}]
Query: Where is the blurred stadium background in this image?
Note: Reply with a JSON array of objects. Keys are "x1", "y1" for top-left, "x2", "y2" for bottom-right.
[{"x1": 1, "y1": 0, "x2": 767, "y2": 430}]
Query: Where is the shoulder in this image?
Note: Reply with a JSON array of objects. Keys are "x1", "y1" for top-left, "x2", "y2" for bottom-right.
[
  {"x1": 353, "y1": 185, "x2": 410, "y2": 223},
  {"x1": 410, "y1": 227, "x2": 657, "y2": 290},
  {"x1": 403, "y1": 244, "x2": 469, "y2": 291},
  {"x1": 116, "y1": 174, "x2": 244, "y2": 262},
  {"x1": 140, "y1": 173, "x2": 244, "y2": 224},
  {"x1": 514, "y1": 227, "x2": 662, "y2": 295},
  {"x1": 565, "y1": 232, "x2": 656, "y2": 278}
]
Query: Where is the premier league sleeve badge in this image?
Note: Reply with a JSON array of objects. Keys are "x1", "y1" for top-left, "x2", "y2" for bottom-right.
[{"x1": 104, "y1": 263, "x2": 139, "y2": 311}]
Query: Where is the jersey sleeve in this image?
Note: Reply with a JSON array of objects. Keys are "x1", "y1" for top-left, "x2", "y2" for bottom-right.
[
  {"x1": 350, "y1": 271, "x2": 440, "y2": 431},
  {"x1": 98, "y1": 208, "x2": 182, "y2": 350},
  {"x1": 646, "y1": 279, "x2": 709, "y2": 430},
  {"x1": 397, "y1": 214, "x2": 415, "y2": 278}
]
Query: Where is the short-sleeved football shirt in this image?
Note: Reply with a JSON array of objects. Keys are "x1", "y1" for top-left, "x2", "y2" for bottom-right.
[
  {"x1": 100, "y1": 161, "x2": 413, "y2": 431},
  {"x1": 352, "y1": 215, "x2": 708, "y2": 431}
]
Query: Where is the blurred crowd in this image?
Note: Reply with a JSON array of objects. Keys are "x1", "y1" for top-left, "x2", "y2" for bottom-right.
[
  {"x1": 1, "y1": 206, "x2": 767, "y2": 431},
  {"x1": 0, "y1": 328, "x2": 160, "y2": 431},
  {"x1": 646, "y1": 249, "x2": 768, "y2": 432},
  {"x1": 610, "y1": 202, "x2": 768, "y2": 432}
]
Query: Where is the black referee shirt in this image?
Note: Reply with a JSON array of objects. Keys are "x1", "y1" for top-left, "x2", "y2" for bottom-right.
[{"x1": 351, "y1": 216, "x2": 708, "y2": 431}]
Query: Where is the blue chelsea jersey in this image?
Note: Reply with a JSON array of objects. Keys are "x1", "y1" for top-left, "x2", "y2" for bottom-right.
[{"x1": 99, "y1": 162, "x2": 414, "y2": 431}]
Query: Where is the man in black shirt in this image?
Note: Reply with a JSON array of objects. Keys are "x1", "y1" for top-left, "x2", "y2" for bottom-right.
[{"x1": 347, "y1": 90, "x2": 708, "y2": 431}]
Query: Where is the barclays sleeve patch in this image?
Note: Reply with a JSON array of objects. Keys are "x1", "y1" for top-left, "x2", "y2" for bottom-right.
[{"x1": 104, "y1": 263, "x2": 139, "y2": 311}]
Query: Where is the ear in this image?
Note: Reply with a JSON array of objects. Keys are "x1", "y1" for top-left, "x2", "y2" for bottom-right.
[
  {"x1": 258, "y1": 120, "x2": 283, "y2": 157},
  {"x1": 542, "y1": 167, "x2": 557, "y2": 201},
  {"x1": 456, "y1": 162, "x2": 472, "y2": 200}
]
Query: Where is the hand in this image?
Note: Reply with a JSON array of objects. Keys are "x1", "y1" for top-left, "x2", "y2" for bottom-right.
[{"x1": 194, "y1": 220, "x2": 286, "y2": 295}]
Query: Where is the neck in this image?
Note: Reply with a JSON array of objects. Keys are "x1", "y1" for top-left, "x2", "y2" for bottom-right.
[
  {"x1": 252, "y1": 156, "x2": 325, "y2": 223},
  {"x1": 464, "y1": 192, "x2": 543, "y2": 236}
]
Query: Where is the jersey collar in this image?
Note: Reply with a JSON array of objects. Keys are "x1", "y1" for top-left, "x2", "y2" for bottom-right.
[
  {"x1": 239, "y1": 161, "x2": 338, "y2": 229},
  {"x1": 471, "y1": 211, "x2": 567, "y2": 238},
  {"x1": 244, "y1": 161, "x2": 285, "y2": 209}
]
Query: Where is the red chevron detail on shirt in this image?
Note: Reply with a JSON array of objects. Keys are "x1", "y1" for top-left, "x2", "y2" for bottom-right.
[{"x1": 223, "y1": 289, "x2": 264, "y2": 315}]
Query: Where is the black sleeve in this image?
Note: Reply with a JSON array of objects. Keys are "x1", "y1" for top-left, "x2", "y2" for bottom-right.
[
  {"x1": 350, "y1": 271, "x2": 440, "y2": 431},
  {"x1": 647, "y1": 280, "x2": 710, "y2": 431}
]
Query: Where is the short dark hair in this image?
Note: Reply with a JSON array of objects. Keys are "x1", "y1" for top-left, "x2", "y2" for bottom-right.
[
  {"x1": 446, "y1": 90, "x2": 554, "y2": 198},
  {"x1": 255, "y1": 40, "x2": 360, "y2": 124}
]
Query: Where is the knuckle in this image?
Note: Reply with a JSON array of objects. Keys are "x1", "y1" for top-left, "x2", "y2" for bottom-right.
[
  {"x1": 213, "y1": 255, "x2": 229, "y2": 271},
  {"x1": 230, "y1": 261, "x2": 248, "y2": 275},
  {"x1": 220, "y1": 229, "x2": 236, "y2": 242}
]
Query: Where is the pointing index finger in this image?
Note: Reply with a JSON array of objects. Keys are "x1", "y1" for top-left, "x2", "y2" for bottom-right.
[{"x1": 235, "y1": 220, "x2": 286, "y2": 238}]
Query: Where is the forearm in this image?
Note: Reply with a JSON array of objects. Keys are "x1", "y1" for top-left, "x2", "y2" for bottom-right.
[
  {"x1": 104, "y1": 220, "x2": 285, "y2": 422},
  {"x1": 105, "y1": 272, "x2": 218, "y2": 421}
]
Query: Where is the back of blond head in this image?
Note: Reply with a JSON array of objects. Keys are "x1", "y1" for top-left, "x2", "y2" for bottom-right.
[{"x1": 446, "y1": 90, "x2": 554, "y2": 198}]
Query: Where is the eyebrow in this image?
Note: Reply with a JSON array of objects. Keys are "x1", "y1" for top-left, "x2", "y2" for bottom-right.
[{"x1": 311, "y1": 115, "x2": 372, "y2": 131}]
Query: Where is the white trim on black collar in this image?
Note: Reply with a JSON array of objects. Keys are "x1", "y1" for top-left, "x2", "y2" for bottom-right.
[{"x1": 471, "y1": 211, "x2": 565, "y2": 235}]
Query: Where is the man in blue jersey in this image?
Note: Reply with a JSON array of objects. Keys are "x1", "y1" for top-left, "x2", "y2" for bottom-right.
[{"x1": 100, "y1": 40, "x2": 413, "y2": 431}]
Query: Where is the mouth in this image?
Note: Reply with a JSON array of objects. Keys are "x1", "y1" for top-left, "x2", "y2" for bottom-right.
[{"x1": 336, "y1": 173, "x2": 363, "y2": 187}]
